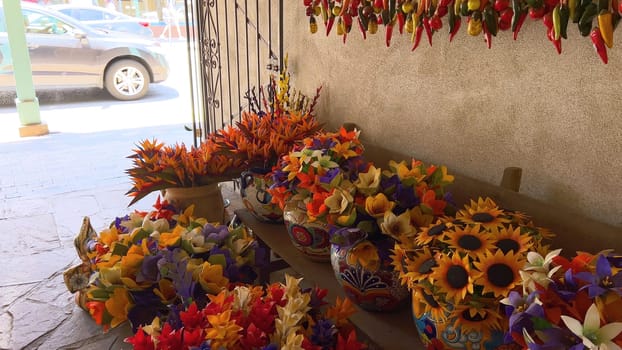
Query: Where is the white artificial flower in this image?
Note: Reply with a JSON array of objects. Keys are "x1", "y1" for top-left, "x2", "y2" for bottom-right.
[{"x1": 561, "y1": 303, "x2": 622, "y2": 350}]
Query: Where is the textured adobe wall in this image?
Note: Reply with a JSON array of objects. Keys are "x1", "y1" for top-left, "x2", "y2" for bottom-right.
[{"x1": 283, "y1": 2, "x2": 622, "y2": 229}]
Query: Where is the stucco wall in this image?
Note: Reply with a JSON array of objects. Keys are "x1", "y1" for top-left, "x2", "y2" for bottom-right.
[{"x1": 283, "y1": 2, "x2": 622, "y2": 229}]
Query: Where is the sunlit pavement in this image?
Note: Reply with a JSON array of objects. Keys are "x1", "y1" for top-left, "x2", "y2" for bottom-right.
[{"x1": 0, "y1": 41, "x2": 211, "y2": 349}]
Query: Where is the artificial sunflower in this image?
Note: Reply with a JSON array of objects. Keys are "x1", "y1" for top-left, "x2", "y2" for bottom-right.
[
  {"x1": 473, "y1": 250, "x2": 524, "y2": 298},
  {"x1": 456, "y1": 197, "x2": 511, "y2": 230},
  {"x1": 492, "y1": 225, "x2": 533, "y2": 255},
  {"x1": 450, "y1": 302, "x2": 504, "y2": 337},
  {"x1": 443, "y1": 224, "x2": 495, "y2": 259},
  {"x1": 411, "y1": 285, "x2": 449, "y2": 322},
  {"x1": 401, "y1": 246, "x2": 438, "y2": 285},
  {"x1": 416, "y1": 220, "x2": 451, "y2": 246},
  {"x1": 430, "y1": 253, "x2": 474, "y2": 305}
]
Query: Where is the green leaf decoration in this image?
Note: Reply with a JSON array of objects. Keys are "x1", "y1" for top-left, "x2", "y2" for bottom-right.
[
  {"x1": 111, "y1": 243, "x2": 129, "y2": 256},
  {"x1": 131, "y1": 229, "x2": 149, "y2": 244},
  {"x1": 208, "y1": 254, "x2": 227, "y2": 268}
]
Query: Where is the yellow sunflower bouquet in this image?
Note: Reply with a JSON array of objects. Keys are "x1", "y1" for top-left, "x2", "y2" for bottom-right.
[{"x1": 396, "y1": 197, "x2": 554, "y2": 349}]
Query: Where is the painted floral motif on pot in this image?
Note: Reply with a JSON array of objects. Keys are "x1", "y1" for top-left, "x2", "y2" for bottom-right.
[
  {"x1": 330, "y1": 227, "x2": 409, "y2": 312},
  {"x1": 240, "y1": 169, "x2": 283, "y2": 223},
  {"x1": 413, "y1": 308, "x2": 506, "y2": 350},
  {"x1": 283, "y1": 200, "x2": 331, "y2": 262}
]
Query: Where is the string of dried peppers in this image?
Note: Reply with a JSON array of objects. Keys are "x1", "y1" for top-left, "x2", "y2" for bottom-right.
[{"x1": 303, "y1": 0, "x2": 621, "y2": 63}]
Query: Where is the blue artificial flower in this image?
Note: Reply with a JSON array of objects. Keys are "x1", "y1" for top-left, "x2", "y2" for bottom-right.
[
  {"x1": 575, "y1": 254, "x2": 622, "y2": 298},
  {"x1": 394, "y1": 183, "x2": 419, "y2": 210},
  {"x1": 310, "y1": 319, "x2": 338, "y2": 348},
  {"x1": 127, "y1": 289, "x2": 168, "y2": 333},
  {"x1": 319, "y1": 167, "x2": 340, "y2": 184},
  {"x1": 203, "y1": 224, "x2": 230, "y2": 243},
  {"x1": 136, "y1": 254, "x2": 163, "y2": 283}
]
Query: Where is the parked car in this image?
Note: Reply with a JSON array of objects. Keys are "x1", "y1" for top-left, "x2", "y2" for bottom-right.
[
  {"x1": 51, "y1": 4, "x2": 154, "y2": 38},
  {"x1": 0, "y1": 3, "x2": 168, "y2": 100}
]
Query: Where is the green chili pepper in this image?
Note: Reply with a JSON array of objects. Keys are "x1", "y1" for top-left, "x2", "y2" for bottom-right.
[
  {"x1": 484, "y1": 4, "x2": 499, "y2": 35},
  {"x1": 578, "y1": 2, "x2": 597, "y2": 28},
  {"x1": 552, "y1": 5, "x2": 561, "y2": 40},
  {"x1": 461, "y1": 0, "x2": 470, "y2": 16},
  {"x1": 559, "y1": 4, "x2": 570, "y2": 38}
]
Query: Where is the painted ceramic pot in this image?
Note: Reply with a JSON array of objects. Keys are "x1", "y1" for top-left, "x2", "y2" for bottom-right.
[
  {"x1": 282, "y1": 200, "x2": 331, "y2": 262},
  {"x1": 330, "y1": 228, "x2": 409, "y2": 312},
  {"x1": 413, "y1": 308, "x2": 506, "y2": 350},
  {"x1": 240, "y1": 168, "x2": 283, "y2": 223}
]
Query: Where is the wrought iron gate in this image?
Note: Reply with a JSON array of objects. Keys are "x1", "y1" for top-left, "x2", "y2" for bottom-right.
[{"x1": 184, "y1": 0, "x2": 284, "y2": 145}]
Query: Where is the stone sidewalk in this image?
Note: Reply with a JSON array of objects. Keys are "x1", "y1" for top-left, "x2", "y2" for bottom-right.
[{"x1": 0, "y1": 123, "x2": 207, "y2": 349}]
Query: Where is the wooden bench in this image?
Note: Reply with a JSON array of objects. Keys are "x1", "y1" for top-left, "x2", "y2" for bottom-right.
[{"x1": 234, "y1": 209, "x2": 423, "y2": 350}]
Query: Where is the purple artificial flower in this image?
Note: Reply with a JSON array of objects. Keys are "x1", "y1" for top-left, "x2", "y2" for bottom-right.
[
  {"x1": 524, "y1": 327, "x2": 583, "y2": 350},
  {"x1": 189, "y1": 342, "x2": 211, "y2": 350},
  {"x1": 319, "y1": 167, "x2": 340, "y2": 184},
  {"x1": 236, "y1": 264, "x2": 258, "y2": 284},
  {"x1": 202, "y1": 224, "x2": 230, "y2": 243},
  {"x1": 550, "y1": 268, "x2": 581, "y2": 302},
  {"x1": 310, "y1": 319, "x2": 338, "y2": 348},
  {"x1": 136, "y1": 254, "x2": 163, "y2": 283},
  {"x1": 394, "y1": 183, "x2": 419, "y2": 210},
  {"x1": 260, "y1": 345, "x2": 278, "y2": 350},
  {"x1": 157, "y1": 248, "x2": 196, "y2": 300},
  {"x1": 575, "y1": 254, "x2": 622, "y2": 297},
  {"x1": 127, "y1": 289, "x2": 168, "y2": 333},
  {"x1": 113, "y1": 215, "x2": 131, "y2": 233},
  {"x1": 380, "y1": 174, "x2": 400, "y2": 193}
]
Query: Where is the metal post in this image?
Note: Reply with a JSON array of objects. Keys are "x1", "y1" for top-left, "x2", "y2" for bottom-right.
[{"x1": 2, "y1": 0, "x2": 48, "y2": 138}]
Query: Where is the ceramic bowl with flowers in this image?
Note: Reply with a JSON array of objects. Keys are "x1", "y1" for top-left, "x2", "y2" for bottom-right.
[
  {"x1": 267, "y1": 127, "x2": 368, "y2": 261},
  {"x1": 395, "y1": 197, "x2": 555, "y2": 349},
  {"x1": 326, "y1": 158, "x2": 456, "y2": 312}
]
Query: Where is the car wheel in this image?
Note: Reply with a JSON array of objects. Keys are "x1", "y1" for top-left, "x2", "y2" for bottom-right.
[{"x1": 104, "y1": 60, "x2": 150, "y2": 101}]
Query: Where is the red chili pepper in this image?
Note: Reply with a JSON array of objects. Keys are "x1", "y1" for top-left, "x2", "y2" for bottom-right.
[
  {"x1": 591, "y1": 27, "x2": 608, "y2": 63},
  {"x1": 397, "y1": 11, "x2": 406, "y2": 33},
  {"x1": 423, "y1": 16, "x2": 434, "y2": 46},
  {"x1": 386, "y1": 20, "x2": 395, "y2": 46},
  {"x1": 513, "y1": 11, "x2": 527, "y2": 40},
  {"x1": 430, "y1": 15, "x2": 443, "y2": 30},
  {"x1": 343, "y1": 30, "x2": 348, "y2": 43},
  {"x1": 483, "y1": 20, "x2": 492, "y2": 48},
  {"x1": 547, "y1": 26, "x2": 562, "y2": 53},
  {"x1": 498, "y1": 8, "x2": 513, "y2": 30},
  {"x1": 543, "y1": 12, "x2": 553, "y2": 30},
  {"x1": 326, "y1": 16, "x2": 335, "y2": 36},
  {"x1": 411, "y1": 24, "x2": 424, "y2": 50},
  {"x1": 449, "y1": 16, "x2": 462, "y2": 41}
]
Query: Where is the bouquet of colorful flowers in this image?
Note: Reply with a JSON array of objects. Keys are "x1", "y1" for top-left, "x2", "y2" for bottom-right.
[
  {"x1": 502, "y1": 250, "x2": 622, "y2": 349},
  {"x1": 395, "y1": 197, "x2": 554, "y2": 346},
  {"x1": 65, "y1": 198, "x2": 263, "y2": 332},
  {"x1": 327, "y1": 158, "x2": 456, "y2": 272},
  {"x1": 124, "y1": 274, "x2": 367, "y2": 350},
  {"x1": 125, "y1": 139, "x2": 245, "y2": 206},
  {"x1": 267, "y1": 127, "x2": 368, "y2": 215}
]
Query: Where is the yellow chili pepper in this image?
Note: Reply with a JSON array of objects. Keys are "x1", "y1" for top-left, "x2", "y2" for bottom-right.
[
  {"x1": 406, "y1": 13, "x2": 414, "y2": 32},
  {"x1": 468, "y1": 0, "x2": 481, "y2": 11},
  {"x1": 598, "y1": 10, "x2": 614, "y2": 47},
  {"x1": 468, "y1": 11, "x2": 483, "y2": 35},
  {"x1": 337, "y1": 16, "x2": 345, "y2": 35},
  {"x1": 454, "y1": 0, "x2": 462, "y2": 16},
  {"x1": 552, "y1": 5, "x2": 561, "y2": 40},
  {"x1": 309, "y1": 16, "x2": 318, "y2": 34},
  {"x1": 568, "y1": 0, "x2": 577, "y2": 21}
]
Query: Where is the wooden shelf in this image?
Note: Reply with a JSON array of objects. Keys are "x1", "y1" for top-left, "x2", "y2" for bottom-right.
[{"x1": 235, "y1": 209, "x2": 423, "y2": 350}]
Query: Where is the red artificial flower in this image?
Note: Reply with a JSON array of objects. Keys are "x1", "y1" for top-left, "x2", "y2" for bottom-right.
[
  {"x1": 306, "y1": 191, "x2": 330, "y2": 220},
  {"x1": 265, "y1": 283, "x2": 287, "y2": 307},
  {"x1": 302, "y1": 337, "x2": 323, "y2": 350},
  {"x1": 552, "y1": 252, "x2": 593, "y2": 273},
  {"x1": 85, "y1": 301, "x2": 108, "y2": 331},
  {"x1": 239, "y1": 323, "x2": 269, "y2": 348},
  {"x1": 248, "y1": 301, "x2": 277, "y2": 333},
  {"x1": 179, "y1": 302, "x2": 204, "y2": 330},
  {"x1": 124, "y1": 326, "x2": 155, "y2": 350},
  {"x1": 157, "y1": 323, "x2": 183, "y2": 350},
  {"x1": 182, "y1": 327, "x2": 204, "y2": 348},
  {"x1": 336, "y1": 330, "x2": 366, "y2": 350},
  {"x1": 420, "y1": 189, "x2": 447, "y2": 216}
]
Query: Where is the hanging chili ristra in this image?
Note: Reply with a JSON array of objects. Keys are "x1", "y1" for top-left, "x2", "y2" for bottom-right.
[
  {"x1": 579, "y1": 2, "x2": 598, "y2": 36},
  {"x1": 368, "y1": 13, "x2": 379, "y2": 33},
  {"x1": 448, "y1": 0, "x2": 463, "y2": 40},
  {"x1": 591, "y1": 26, "x2": 609, "y2": 63},
  {"x1": 386, "y1": 18, "x2": 395, "y2": 46},
  {"x1": 552, "y1": 5, "x2": 562, "y2": 39},
  {"x1": 357, "y1": 6, "x2": 369, "y2": 39},
  {"x1": 483, "y1": 20, "x2": 493, "y2": 47}
]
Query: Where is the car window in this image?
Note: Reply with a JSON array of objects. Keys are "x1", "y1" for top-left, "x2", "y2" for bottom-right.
[
  {"x1": 78, "y1": 9, "x2": 106, "y2": 21},
  {"x1": 24, "y1": 10, "x2": 75, "y2": 35}
]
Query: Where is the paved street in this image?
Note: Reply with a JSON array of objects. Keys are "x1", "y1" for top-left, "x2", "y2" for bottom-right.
[{"x1": 0, "y1": 41, "x2": 210, "y2": 349}]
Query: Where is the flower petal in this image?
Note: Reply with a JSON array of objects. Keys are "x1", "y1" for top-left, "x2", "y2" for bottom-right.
[
  {"x1": 584, "y1": 303, "x2": 601, "y2": 331},
  {"x1": 561, "y1": 315, "x2": 584, "y2": 338},
  {"x1": 599, "y1": 322, "x2": 622, "y2": 342}
]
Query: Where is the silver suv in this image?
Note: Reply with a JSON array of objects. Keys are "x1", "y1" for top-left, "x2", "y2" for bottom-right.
[{"x1": 0, "y1": 3, "x2": 169, "y2": 100}]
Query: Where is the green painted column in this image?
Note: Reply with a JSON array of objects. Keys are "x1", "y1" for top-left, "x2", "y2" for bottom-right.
[{"x1": 2, "y1": 0, "x2": 48, "y2": 137}]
